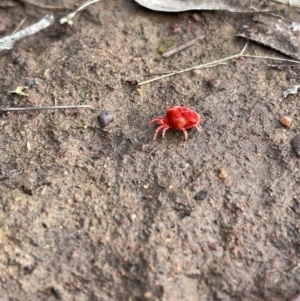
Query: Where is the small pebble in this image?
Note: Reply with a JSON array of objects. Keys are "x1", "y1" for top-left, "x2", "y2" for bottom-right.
[
  {"x1": 190, "y1": 13, "x2": 200, "y2": 22},
  {"x1": 218, "y1": 168, "x2": 227, "y2": 180},
  {"x1": 98, "y1": 111, "x2": 114, "y2": 127},
  {"x1": 26, "y1": 78, "x2": 39, "y2": 89},
  {"x1": 13, "y1": 55, "x2": 22, "y2": 65},
  {"x1": 194, "y1": 190, "x2": 208, "y2": 201},
  {"x1": 206, "y1": 78, "x2": 217, "y2": 88},
  {"x1": 208, "y1": 242, "x2": 219, "y2": 251},
  {"x1": 179, "y1": 162, "x2": 185, "y2": 168},
  {"x1": 170, "y1": 23, "x2": 181, "y2": 33},
  {"x1": 144, "y1": 292, "x2": 152, "y2": 298},
  {"x1": 129, "y1": 213, "x2": 137, "y2": 222},
  {"x1": 201, "y1": 246, "x2": 208, "y2": 253},
  {"x1": 280, "y1": 116, "x2": 292, "y2": 127},
  {"x1": 175, "y1": 260, "x2": 182, "y2": 272},
  {"x1": 291, "y1": 135, "x2": 300, "y2": 157},
  {"x1": 192, "y1": 69, "x2": 201, "y2": 76}
]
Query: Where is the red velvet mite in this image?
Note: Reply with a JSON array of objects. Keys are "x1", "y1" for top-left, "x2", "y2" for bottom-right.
[{"x1": 149, "y1": 106, "x2": 201, "y2": 141}]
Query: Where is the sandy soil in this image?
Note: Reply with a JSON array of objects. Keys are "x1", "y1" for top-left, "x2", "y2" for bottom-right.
[{"x1": 0, "y1": 0, "x2": 300, "y2": 300}]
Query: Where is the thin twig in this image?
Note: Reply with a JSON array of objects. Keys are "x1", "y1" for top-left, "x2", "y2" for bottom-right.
[
  {"x1": 242, "y1": 54, "x2": 300, "y2": 64},
  {"x1": 12, "y1": 17, "x2": 27, "y2": 35},
  {"x1": 16, "y1": 0, "x2": 66, "y2": 11},
  {"x1": 162, "y1": 35, "x2": 205, "y2": 58},
  {"x1": 0, "y1": 105, "x2": 93, "y2": 112},
  {"x1": 137, "y1": 43, "x2": 300, "y2": 87},
  {"x1": 267, "y1": 64, "x2": 300, "y2": 68},
  {"x1": 137, "y1": 44, "x2": 247, "y2": 87},
  {"x1": 138, "y1": 62, "x2": 228, "y2": 86},
  {"x1": 60, "y1": 0, "x2": 102, "y2": 25},
  {"x1": 145, "y1": 64, "x2": 227, "y2": 76},
  {"x1": 145, "y1": 70, "x2": 181, "y2": 76}
]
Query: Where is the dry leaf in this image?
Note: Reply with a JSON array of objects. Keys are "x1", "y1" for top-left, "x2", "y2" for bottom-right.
[
  {"x1": 10, "y1": 86, "x2": 28, "y2": 96},
  {"x1": 134, "y1": 0, "x2": 261, "y2": 12},
  {"x1": 237, "y1": 14, "x2": 300, "y2": 60}
]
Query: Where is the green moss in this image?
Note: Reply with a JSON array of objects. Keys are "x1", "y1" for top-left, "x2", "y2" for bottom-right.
[
  {"x1": 157, "y1": 37, "x2": 177, "y2": 56},
  {"x1": 230, "y1": 29, "x2": 236, "y2": 36},
  {"x1": 157, "y1": 46, "x2": 165, "y2": 55},
  {"x1": 79, "y1": 91, "x2": 85, "y2": 98},
  {"x1": 76, "y1": 49, "x2": 82, "y2": 55},
  {"x1": 266, "y1": 71, "x2": 272, "y2": 81},
  {"x1": 166, "y1": 37, "x2": 176, "y2": 48}
]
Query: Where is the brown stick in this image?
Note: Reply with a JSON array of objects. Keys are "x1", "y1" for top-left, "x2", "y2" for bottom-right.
[{"x1": 162, "y1": 35, "x2": 205, "y2": 58}]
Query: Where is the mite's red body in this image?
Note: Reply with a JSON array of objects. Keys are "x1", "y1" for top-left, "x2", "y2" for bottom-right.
[{"x1": 149, "y1": 106, "x2": 201, "y2": 140}]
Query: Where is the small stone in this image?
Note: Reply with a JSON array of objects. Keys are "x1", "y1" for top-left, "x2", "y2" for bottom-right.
[
  {"x1": 129, "y1": 213, "x2": 137, "y2": 222},
  {"x1": 179, "y1": 162, "x2": 185, "y2": 168},
  {"x1": 51, "y1": 287, "x2": 62, "y2": 300},
  {"x1": 13, "y1": 55, "x2": 22, "y2": 65},
  {"x1": 194, "y1": 190, "x2": 208, "y2": 201},
  {"x1": 280, "y1": 116, "x2": 292, "y2": 127},
  {"x1": 291, "y1": 135, "x2": 300, "y2": 157},
  {"x1": 192, "y1": 69, "x2": 201, "y2": 76},
  {"x1": 206, "y1": 78, "x2": 217, "y2": 88},
  {"x1": 201, "y1": 246, "x2": 208, "y2": 253},
  {"x1": 144, "y1": 292, "x2": 152, "y2": 298},
  {"x1": 208, "y1": 242, "x2": 219, "y2": 251},
  {"x1": 26, "y1": 78, "x2": 39, "y2": 89},
  {"x1": 175, "y1": 260, "x2": 182, "y2": 272},
  {"x1": 218, "y1": 168, "x2": 227, "y2": 180},
  {"x1": 173, "y1": 27, "x2": 181, "y2": 33},
  {"x1": 98, "y1": 111, "x2": 114, "y2": 127},
  {"x1": 190, "y1": 13, "x2": 200, "y2": 22},
  {"x1": 170, "y1": 23, "x2": 181, "y2": 33},
  {"x1": 29, "y1": 236, "x2": 39, "y2": 247}
]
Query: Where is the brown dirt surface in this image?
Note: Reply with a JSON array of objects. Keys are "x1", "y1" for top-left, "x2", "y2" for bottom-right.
[{"x1": 1, "y1": 1, "x2": 300, "y2": 300}]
